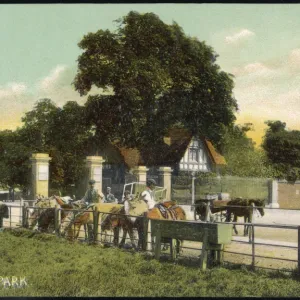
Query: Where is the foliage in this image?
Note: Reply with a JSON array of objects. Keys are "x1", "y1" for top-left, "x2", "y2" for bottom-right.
[
  {"x1": 220, "y1": 124, "x2": 276, "y2": 178},
  {"x1": 2, "y1": 99, "x2": 93, "y2": 194},
  {"x1": 0, "y1": 130, "x2": 31, "y2": 191},
  {"x1": 73, "y1": 11, "x2": 237, "y2": 149},
  {"x1": 262, "y1": 120, "x2": 300, "y2": 182},
  {"x1": 1, "y1": 230, "x2": 300, "y2": 297}
]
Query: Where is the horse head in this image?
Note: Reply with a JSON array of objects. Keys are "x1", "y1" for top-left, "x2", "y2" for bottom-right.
[{"x1": 250, "y1": 199, "x2": 265, "y2": 217}]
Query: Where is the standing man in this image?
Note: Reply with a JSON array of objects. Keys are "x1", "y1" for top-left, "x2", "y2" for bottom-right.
[
  {"x1": 104, "y1": 187, "x2": 117, "y2": 203},
  {"x1": 82, "y1": 179, "x2": 103, "y2": 205},
  {"x1": 141, "y1": 179, "x2": 157, "y2": 210},
  {"x1": 80, "y1": 179, "x2": 104, "y2": 242}
]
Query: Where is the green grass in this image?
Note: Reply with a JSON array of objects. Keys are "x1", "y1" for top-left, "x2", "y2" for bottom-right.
[{"x1": 1, "y1": 228, "x2": 300, "y2": 297}]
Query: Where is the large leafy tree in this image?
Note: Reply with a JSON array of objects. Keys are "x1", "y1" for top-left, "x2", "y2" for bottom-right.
[
  {"x1": 262, "y1": 120, "x2": 300, "y2": 182},
  {"x1": 17, "y1": 99, "x2": 92, "y2": 194},
  {"x1": 73, "y1": 11, "x2": 238, "y2": 150},
  {"x1": 220, "y1": 124, "x2": 275, "y2": 178}
]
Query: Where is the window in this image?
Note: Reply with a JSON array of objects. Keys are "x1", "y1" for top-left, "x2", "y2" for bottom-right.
[
  {"x1": 189, "y1": 140, "x2": 200, "y2": 162},
  {"x1": 189, "y1": 148, "x2": 198, "y2": 162}
]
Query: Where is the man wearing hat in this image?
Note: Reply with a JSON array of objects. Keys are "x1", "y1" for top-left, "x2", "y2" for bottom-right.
[
  {"x1": 82, "y1": 179, "x2": 103, "y2": 205},
  {"x1": 104, "y1": 187, "x2": 117, "y2": 203},
  {"x1": 141, "y1": 179, "x2": 157, "y2": 210}
]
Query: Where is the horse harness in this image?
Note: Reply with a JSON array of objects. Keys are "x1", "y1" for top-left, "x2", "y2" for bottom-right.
[{"x1": 155, "y1": 203, "x2": 178, "y2": 220}]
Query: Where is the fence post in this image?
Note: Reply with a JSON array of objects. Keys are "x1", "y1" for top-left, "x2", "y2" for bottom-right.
[
  {"x1": 93, "y1": 206, "x2": 99, "y2": 243},
  {"x1": 142, "y1": 216, "x2": 149, "y2": 251},
  {"x1": 251, "y1": 224, "x2": 255, "y2": 270},
  {"x1": 205, "y1": 201, "x2": 210, "y2": 222},
  {"x1": 298, "y1": 226, "x2": 300, "y2": 274},
  {"x1": 54, "y1": 205, "x2": 61, "y2": 236},
  {"x1": 154, "y1": 223, "x2": 162, "y2": 260},
  {"x1": 22, "y1": 205, "x2": 27, "y2": 228},
  {"x1": 9, "y1": 206, "x2": 12, "y2": 228},
  {"x1": 19, "y1": 198, "x2": 23, "y2": 225}
]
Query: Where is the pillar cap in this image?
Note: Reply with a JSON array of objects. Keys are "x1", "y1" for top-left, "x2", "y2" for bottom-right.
[
  {"x1": 85, "y1": 156, "x2": 105, "y2": 163},
  {"x1": 30, "y1": 153, "x2": 51, "y2": 162},
  {"x1": 132, "y1": 166, "x2": 149, "y2": 171},
  {"x1": 159, "y1": 166, "x2": 173, "y2": 172}
]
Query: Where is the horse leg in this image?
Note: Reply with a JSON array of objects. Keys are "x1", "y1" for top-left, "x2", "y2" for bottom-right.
[
  {"x1": 119, "y1": 224, "x2": 128, "y2": 248},
  {"x1": 113, "y1": 226, "x2": 120, "y2": 246},
  {"x1": 244, "y1": 215, "x2": 248, "y2": 236},
  {"x1": 233, "y1": 215, "x2": 238, "y2": 235},
  {"x1": 128, "y1": 226, "x2": 137, "y2": 250}
]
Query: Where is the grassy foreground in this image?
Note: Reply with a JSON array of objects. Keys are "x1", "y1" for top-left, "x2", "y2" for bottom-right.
[{"x1": 1, "y1": 228, "x2": 300, "y2": 297}]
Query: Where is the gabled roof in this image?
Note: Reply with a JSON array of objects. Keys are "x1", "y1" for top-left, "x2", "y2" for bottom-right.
[{"x1": 102, "y1": 128, "x2": 226, "y2": 169}]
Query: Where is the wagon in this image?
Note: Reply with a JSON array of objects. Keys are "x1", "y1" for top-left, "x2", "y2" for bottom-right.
[
  {"x1": 122, "y1": 182, "x2": 167, "y2": 202},
  {"x1": 194, "y1": 198, "x2": 230, "y2": 222}
]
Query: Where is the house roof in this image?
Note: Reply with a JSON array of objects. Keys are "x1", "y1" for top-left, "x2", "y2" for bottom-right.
[{"x1": 103, "y1": 128, "x2": 226, "y2": 169}]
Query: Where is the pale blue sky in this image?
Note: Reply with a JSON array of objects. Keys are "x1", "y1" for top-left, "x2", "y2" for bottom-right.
[{"x1": 1, "y1": 4, "x2": 300, "y2": 144}]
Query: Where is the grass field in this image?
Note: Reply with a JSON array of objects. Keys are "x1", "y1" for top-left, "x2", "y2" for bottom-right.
[{"x1": 1, "y1": 228, "x2": 300, "y2": 297}]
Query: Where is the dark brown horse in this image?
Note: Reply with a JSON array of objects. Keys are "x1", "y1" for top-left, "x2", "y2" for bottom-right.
[
  {"x1": 35, "y1": 203, "x2": 75, "y2": 233},
  {"x1": 0, "y1": 201, "x2": 9, "y2": 228},
  {"x1": 194, "y1": 199, "x2": 229, "y2": 222},
  {"x1": 225, "y1": 198, "x2": 265, "y2": 236}
]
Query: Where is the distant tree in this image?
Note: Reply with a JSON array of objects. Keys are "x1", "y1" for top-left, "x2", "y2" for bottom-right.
[
  {"x1": 262, "y1": 120, "x2": 300, "y2": 182},
  {"x1": 73, "y1": 11, "x2": 238, "y2": 150},
  {"x1": 220, "y1": 124, "x2": 275, "y2": 178},
  {"x1": 17, "y1": 99, "x2": 92, "y2": 194},
  {"x1": 0, "y1": 130, "x2": 31, "y2": 192}
]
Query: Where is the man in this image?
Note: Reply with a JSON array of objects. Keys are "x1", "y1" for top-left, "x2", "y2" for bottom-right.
[
  {"x1": 79, "y1": 179, "x2": 103, "y2": 242},
  {"x1": 82, "y1": 179, "x2": 103, "y2": 205},
  {"x1": 104, "y1": 187, "x2": 117, "y2": 203},
  {"x1": 141, "y1": 179, "x2": 157, "y2": 210}
]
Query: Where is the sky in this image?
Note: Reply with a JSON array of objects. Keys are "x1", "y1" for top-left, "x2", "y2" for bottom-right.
[{"x1": 1, "y1": 4, "x2": 300, "y2": 146}]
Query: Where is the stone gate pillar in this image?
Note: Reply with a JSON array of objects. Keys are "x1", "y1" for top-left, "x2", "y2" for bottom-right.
[
  {"x1": 132, "y1": 166, "x2": 149, "y2": 183},
  {"x1": 268, "y1": 179, "x2": 280, "y2": 208},
  {"x1": 85, "y1": 156, "x2": 105, "y2": 196},
  {"x1": 159, "y1": 167, "x2": 173, "y2": 201},
  {"x1": 30, "y1": 153, "x2": 52, "y2": 198}
]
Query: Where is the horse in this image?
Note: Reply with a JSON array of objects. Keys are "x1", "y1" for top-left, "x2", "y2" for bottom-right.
[
  {"x1": 0, "y1": 201, "x2": 9, "y2": 228},
  {"x1": 26, "y1": 195, "x2": 75, "y2": 231},
  {"x1": 194, "y1": 199, "x2": 230, "y2": 222},
  {"x1": 147, "y1": 201, "x2": 187, "y2": 255},
  {"x1": 26, "y1": 196, "x2": 59, "y2": 230},
  {"x1": 225, "y1": 198, "x2": 265, "y2": 236},
  {"x1": 35, "y1": 202, "x2": 75, "y2": 233},
  {"x1": 101, "y1": 192, "x2": 149, "y2": 250},
  {"x1": 60, "y1": 202, "x2": 124, "y2": 242}
]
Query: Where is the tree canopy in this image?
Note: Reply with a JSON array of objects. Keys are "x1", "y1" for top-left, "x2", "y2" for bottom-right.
[
  {"x1": 0, "y1": 99, "x2": 93, "y2": 195},
  {"x1": 262, "y1": 120, "x2": 300, "y2": 182},
  {"x1": 220, "y1": 124, "x2": 275, "y2": 178},
  {"x1": 73, "y1": 11, "x2": 238, "y2": 149}
]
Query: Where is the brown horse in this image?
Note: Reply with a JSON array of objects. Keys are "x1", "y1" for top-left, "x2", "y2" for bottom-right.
[
  {"x1": 225, "y1": 198, "x2": 265, "y2": 236},
  {"x1": 26, "y1": 196, "x2": 59, "y2": 230},
  {"x1": 147, "y1": 201, "x2": 187, "y2": 254},
  {"x1": 60, "y1": 203, "x2": 124, "y2": 241},
  {"x1": 0, "y1": 201, "x2": 9, "y2": 228},
  {"x1": 102, "y1": 192, "x2": 148, "y2": 250}
]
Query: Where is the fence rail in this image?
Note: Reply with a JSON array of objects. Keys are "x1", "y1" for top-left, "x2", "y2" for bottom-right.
[{"x1": 1, "y1": 202, "x2": 300, "y2": 273}]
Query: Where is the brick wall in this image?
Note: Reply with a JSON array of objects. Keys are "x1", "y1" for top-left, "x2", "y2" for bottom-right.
[{"x1": 278, "y1": 182, "x2": 300, "y2": 209}]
